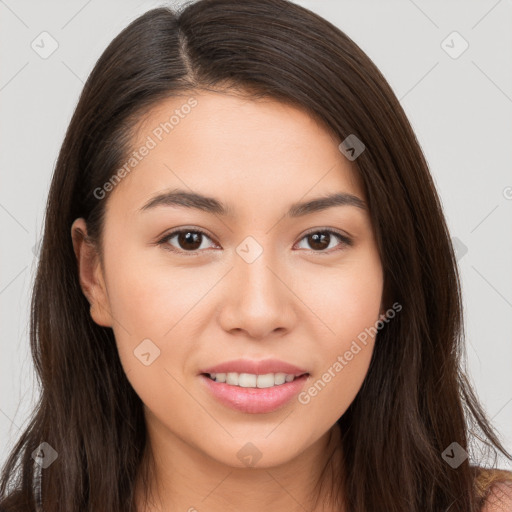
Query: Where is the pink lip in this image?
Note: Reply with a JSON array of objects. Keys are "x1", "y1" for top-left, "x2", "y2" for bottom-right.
[
  {"x1": 199, "y1": 374, "x2": 309, "y2": 414},
  {"x1": 199, "y1": 358, "x2": 309, "y2": 376}
]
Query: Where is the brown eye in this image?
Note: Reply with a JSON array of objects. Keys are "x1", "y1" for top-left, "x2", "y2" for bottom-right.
[
  {"x1": 175, "y1": 231, "x2": 204, "y2": 251},
  {"x1": 296, "y1": 230, "x2": 352, "y2": 253},
  {"x1": 157, "y1": 229, "x2": 216, "y2": 254}
]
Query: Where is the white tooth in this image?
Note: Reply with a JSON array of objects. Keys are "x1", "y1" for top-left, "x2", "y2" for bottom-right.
[
  {"x1": 238, "y1": 373, "x2": 257, "y2": 387},
  {"x1": 210, "y1": 373, "x2": 216, "y2": 379},
  {"x1": 226, "y1": 372, "x2": 239, "y2": 385},
  {"x1": 256, "y1": 373, "x2": 276, "y2": 388},
  {"x1": 274, "y1": 372, "x2": 286, "y2": 385},
  {"x1": 215, "y1": 372, "x2": 298, "y2": 387}
]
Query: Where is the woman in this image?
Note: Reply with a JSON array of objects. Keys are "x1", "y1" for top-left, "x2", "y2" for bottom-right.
[{"x1": 1, "y1": 0, "x2": 511, "y2": 510}]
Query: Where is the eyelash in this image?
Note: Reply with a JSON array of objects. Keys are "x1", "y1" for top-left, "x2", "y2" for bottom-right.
[{"x1": 156, "y1": 227, "x2": 353, "y2": 256}]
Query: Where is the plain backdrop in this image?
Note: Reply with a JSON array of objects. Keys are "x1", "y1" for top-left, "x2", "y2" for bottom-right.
[{"x1": 1, "y1": 0, "x2": 511, "y2": 471}]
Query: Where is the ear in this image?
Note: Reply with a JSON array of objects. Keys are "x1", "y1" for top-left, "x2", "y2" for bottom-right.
[{"x1": 70, "y1": 218, "x2": 113, "y2": 328}]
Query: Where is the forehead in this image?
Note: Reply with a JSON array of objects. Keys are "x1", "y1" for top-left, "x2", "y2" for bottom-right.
[{"x1": 105, "y1": 90, "x2": 366, "y2": 219}]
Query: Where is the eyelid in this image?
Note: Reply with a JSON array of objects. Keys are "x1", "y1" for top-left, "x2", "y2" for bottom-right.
[
  {"x1": 156, "y1": 226, "x2": 353, "y2": 255},
  {"x1": 300, "y1": 227, "x2": 353, "y2": 245}
]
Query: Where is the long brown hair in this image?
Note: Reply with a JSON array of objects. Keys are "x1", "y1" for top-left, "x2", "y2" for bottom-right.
[{"x1": 1, "y1": 1, "x2": 511, "y2": 510}]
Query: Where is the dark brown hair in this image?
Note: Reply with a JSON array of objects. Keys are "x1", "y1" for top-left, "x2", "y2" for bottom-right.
[{"x1": 1, "y1": 1, "x2": 511, "y2": 510}]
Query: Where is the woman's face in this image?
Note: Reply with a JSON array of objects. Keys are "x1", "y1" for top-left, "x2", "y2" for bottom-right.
[{"x1": 72, "y1": 90, "x2": 384, "y2": 469}]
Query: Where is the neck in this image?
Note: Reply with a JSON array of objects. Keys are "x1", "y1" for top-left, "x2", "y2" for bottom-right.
[{"x1": 134, "y1": 421, "x2": 345, "y2": 512}]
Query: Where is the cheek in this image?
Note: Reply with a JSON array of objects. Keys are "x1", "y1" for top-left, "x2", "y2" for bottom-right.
[
  {"x1": 295, "y1": 248, "x2": 383, "y2": 416},
  {"x1": 104, "y1": 243, "x2": 213, "y2": 337},
  {"x1": 297, "y1": 245, "x2": 384, "y2": 344},
  {"x1": 101, "y1": 247, "x2": 222, "y2": 392}
]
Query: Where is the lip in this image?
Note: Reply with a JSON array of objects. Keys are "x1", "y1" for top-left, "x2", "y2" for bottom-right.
[
  {"x1": 199, "y1": 358, "x2": 309, "y2": 377},
  {"x1": 199, "y1": 373, "x2": 309, "y2": 414}
]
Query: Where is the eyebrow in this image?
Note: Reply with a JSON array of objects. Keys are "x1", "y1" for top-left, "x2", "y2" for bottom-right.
[{"x1": 138, "y1": 188, "x2": 367, "y2": 217}]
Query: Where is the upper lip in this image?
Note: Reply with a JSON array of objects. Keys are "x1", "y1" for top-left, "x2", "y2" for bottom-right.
[{"x1": 199, "y1": 358, "x2": 309, "y2": 376}]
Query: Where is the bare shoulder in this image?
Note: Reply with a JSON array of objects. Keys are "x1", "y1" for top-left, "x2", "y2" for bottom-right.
[
  {"x1": 476, "y1": 467, "x2": 512, "y2": 512},
  {"x1": 480, "y1": 480, "x2": 512, "y2": 511}
]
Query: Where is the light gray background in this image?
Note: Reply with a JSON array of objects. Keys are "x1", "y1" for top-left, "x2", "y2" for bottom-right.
[{"x1": 1, "y1": 0, "x2": 511, "y2": 470}]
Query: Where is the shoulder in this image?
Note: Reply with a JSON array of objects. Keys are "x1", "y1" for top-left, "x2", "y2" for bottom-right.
[
  {"x1": 480, "y1": 481, "x2": 512, "y2": 511},
  {"x1": 474, "y1": 467, "x2": 512, "y2": 512}
]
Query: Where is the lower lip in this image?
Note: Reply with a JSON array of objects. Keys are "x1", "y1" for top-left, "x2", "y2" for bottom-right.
[{"x1": 199, "y1": 374, "x2": 309, "y2": 414}]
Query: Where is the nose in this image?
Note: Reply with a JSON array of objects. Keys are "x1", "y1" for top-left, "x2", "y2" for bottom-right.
[{"x1": 217, "y1": 247, "x2": 296, "y2": 340}]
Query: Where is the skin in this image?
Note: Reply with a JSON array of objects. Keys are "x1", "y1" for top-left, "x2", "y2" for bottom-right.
[
  {"x1": 71, "y1": 90, "x2": 385, "y2": 512},
  {"x1": 481, "y1": 482, "x2": 512, "y2": 512}
]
